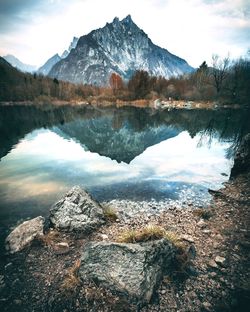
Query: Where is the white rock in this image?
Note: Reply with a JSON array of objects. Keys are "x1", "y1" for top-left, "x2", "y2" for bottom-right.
[
  {"x1": 5, "y1": 216, "x2": 44, "y2": 254},
  {"x1": 215, "y1": 256, "x2": 226, "y2": 266}
]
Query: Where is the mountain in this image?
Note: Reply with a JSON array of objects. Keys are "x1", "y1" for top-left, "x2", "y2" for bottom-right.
[
  {"x1": 61, "y1": 36, "x2": 79, "y2": 59},
  {"x1": 37, "y1": 53, "x2": 62, "y2": 76},
  {"x1": 37, "y1": 36, "x2": 79, "y2": 76},
  {"x1": 49, "y1": 15, "x2": 193, "y2": 86},
  {"x1": 53, "y1": 112, "x2": 181, "y2": 163},
  {"x1": 3, "y1": 54, "x2": 36, "y2": 73}
]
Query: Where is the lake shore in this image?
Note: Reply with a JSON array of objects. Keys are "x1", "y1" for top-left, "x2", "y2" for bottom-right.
[
  {"x1": 0, "y1": 99, "x2": 243, "y2": 110},
  {"x1": 0, "y1": 170, "x2": 249, "y2": 311}
]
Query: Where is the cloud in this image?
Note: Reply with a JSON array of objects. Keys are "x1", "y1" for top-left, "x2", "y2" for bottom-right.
[{"x1": 0, "y1": 0, "x2": 249, "y2": 67}]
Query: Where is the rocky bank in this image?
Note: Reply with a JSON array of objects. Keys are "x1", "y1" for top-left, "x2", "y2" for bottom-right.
[{"x1": 0, "y1": 142, "x2": 249, "y2": 311}]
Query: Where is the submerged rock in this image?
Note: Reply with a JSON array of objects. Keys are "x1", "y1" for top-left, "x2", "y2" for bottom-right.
[
  {"x1": 50, "y1": 186, "x2": 105, "y2": 233},
  {"x1": 5, "y1": 216, "x2": 44, "y2": 254},
  {"x1": 79, "y1": 239, "x2": 175, "y2": 305}
]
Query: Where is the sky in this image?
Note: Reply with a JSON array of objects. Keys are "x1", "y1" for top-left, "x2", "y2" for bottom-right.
[{"x1": 0, "y1": 0, "x2": 249, "y2": 68}]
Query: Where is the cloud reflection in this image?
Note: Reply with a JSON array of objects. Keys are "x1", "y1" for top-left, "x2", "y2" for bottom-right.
[{"x1": 0, "y1": 129, "x2": 232, "y2": 204}]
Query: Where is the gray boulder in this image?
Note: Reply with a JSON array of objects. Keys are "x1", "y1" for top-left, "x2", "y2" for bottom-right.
[
  {"x1": 79, "y1": 239, "x2": 175, "y2": 305},
  {"x1": 50, "y1": 186, "x2": 105, "y2": 233},
  {"x1": 5, "y1": 216, "x2": 44, "y2": 254}
]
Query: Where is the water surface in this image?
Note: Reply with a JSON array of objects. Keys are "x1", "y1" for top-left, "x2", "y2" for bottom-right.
[{"x1": 0, "y1": 105, "x2": 248, "y2": 236}]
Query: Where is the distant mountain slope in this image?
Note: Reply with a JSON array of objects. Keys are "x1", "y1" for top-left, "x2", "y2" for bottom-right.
[
  {"x1": 49, "y1": 15, "x2": 193, "y2": 85},
  {"x1": 3, "y1": 54, "x2": 36, "y2": 73},
  {"x1": 37, "y1": 54, "x2": 61, "y2": 76},
  {"x1": 38, "y1": 36, "x2": 79, "y2": 76}
]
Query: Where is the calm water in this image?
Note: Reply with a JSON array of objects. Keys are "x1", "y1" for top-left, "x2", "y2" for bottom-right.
[{"x1": 0, "y1": 104, "x2": 248, "y2": 238}]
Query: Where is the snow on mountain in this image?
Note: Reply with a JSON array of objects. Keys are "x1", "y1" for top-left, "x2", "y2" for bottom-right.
[{"x1": 49, "y1": 15, "x2": 193, "y2": 85}]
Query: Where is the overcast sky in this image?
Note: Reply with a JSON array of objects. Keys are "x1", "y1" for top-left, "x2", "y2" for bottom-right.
[{"x1": 0, "y1": 0, "x2": 249, "y2": 67}]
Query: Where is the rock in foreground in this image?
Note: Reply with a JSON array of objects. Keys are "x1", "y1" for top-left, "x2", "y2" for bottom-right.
[
  {"x1": 5, "y1": 216, "x2": 44, "y2": 254},
  {"x1": 50, "y1": 186, "x2": 105, "y2": 233},
  {"x1": 79, "y1": 239, "x2": 175, "y2": 305}
]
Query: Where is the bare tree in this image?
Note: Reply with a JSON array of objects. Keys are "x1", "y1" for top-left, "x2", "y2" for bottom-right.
[{"x1": 211, "y1": 54, "x2": 230, "y2": 94}]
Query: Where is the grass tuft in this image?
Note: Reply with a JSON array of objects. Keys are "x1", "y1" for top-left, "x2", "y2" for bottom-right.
[
  {"x1": 117, "y1": 225, "x2": 182, "y2": 247},
  {"x1": 103, "y1": 207, "x2": 119, "y2": 222},
  {"x1": 61, "y1": 259, "x2": 81, "y2": 294}
]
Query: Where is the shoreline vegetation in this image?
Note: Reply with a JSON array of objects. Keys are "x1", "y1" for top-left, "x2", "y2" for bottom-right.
[{"x1": 1, "y1": 55, "x2": 250, "y2": 109}]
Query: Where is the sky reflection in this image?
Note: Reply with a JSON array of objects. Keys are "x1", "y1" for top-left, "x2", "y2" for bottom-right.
[{"x1": 0, "y1": 128, "x2": 232, "y2": 205}]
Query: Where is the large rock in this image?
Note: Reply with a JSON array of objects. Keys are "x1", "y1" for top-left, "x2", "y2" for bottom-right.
[
  {"x1": 50, "y1": 186, "x2": 105, "y2": 233},
  {"x1": 5, "y1": 216, "x2": 44, "y2": 254},
  {"x1": 231, "y1": 133, "x2": 250, "y2": 178},
  {"x1": 79, "y1": 239, "x2": 175, "y2": 305}
]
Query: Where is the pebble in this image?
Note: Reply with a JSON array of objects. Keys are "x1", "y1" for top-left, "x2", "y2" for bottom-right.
[
  {"x1": 99, "y1": 234, "x2": 109, "y2": 240},
  {"x1": 215, "y1": 256, "x2": 226, "y2": 267},
  {"x1": 202, "y1": 229, "x2": 211, "y2": 234},
  {"x1": 197, "y1": 219, "x2": 206, "y2": 228},
  {"x1": 202, "y1": 301, "x2": 212, "y2": 310},
  {"x1": 182, "y1": 234, "x2": 195, "y2": 243},
  {"x1": 53, "y1": 242, "x2": 70, "y2": 255},
  {"x1": 208, "y1": 260, "x2": 218, "y2": 269}
]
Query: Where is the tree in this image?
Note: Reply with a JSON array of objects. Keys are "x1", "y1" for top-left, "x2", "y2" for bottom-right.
[
  {"x1": 128, "y1": 70, "x2": 150, "y2": 99},
  {"x1": 211, "y1": 54, "x2": 230, "y2": 94},
  {"x1": 109, "y1": 73, "x2": 123, "y2": 94}
]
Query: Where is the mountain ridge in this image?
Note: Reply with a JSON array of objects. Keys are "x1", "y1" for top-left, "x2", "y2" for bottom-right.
[
  {"x1": 49, "y1": 15, "x2": 193, "y2": 85},
  {"x1": 2, "y1": 54, "x2": 37, "y2": 73}
]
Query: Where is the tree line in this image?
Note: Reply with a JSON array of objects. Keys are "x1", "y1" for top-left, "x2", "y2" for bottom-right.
[{"x1": 0, "y1": 55, "x2": 249, "y2": 105}]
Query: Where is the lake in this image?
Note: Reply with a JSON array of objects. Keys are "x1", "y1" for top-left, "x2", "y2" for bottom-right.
[{"x1": 0, "y1": 104, "x2": 248, "y2": 240}]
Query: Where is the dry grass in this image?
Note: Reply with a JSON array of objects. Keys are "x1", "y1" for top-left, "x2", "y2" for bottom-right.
[
  {"x1": 117, "y1": 225, "x2": 182, "y2": 246},
  {"x1": 103, "y1": 207, "x2": 118, "y2": 222},
  {"x1": 61, "y1": 259, "x2": 81, "y2": 293},
  {"x1": 36, "y1": 229, "x2": 62, "y2": 246}
]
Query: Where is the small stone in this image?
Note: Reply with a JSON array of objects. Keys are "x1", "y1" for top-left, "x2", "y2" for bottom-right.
[
  {"x1": 215, "y1": 256, "x2": 226, "y2": 267},
  {"x1": 99, "y1": 234, "x2": 109, "y2": 240},
  {"x1": 160, "y1": 289, "x2": 166, "y2": 295},
  {"x1": 14, "y1": 299, "x2": 22, "y2": 305},
  {"x1": 202, "y1": 229, "x2": 211, "y2": 234},
  {"x1": 202, "y1": 301, "x2": 212, "y2": 310},
  {"x1": 208, "y1": 260, "x2": 218, "y2": 269},
  {"x1": 182, "y1": 234, "x2": 194, "y2": 243},
  {"x1": 53, "y1": 242, "x2": 69, "y2": 255},
  {"x1": 197, "y1": 220, "x2": 206, "y2": 228}
]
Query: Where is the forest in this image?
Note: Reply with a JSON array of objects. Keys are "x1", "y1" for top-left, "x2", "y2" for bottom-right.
[{"x1": 0, "y1": 55, "x2": 249, "y2": 105}]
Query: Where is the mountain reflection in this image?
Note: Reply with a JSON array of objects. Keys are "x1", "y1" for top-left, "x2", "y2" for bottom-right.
[{"x1": 0, "y1": 105, "x2": 249, "y2": 163}]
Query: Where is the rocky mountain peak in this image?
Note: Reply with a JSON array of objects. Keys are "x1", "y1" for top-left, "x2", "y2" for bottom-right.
[{"x1": 49, "y1": 15, "x2": 193, "y2": 85}]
